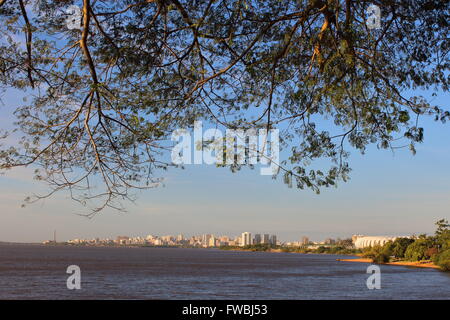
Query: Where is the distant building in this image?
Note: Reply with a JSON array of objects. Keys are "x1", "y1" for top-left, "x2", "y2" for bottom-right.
[
  {"x1": 353, "y1": 235, "x2": 401, "y2": 249},
  {"x1": 270, "y1": 235, "x2": 277, "y2": 246},
  {"x1": 208, "y1": 236, "x2": 216, "y2": 247},
  {"x1": 262, "y1": 234, "x2": 270, "y2": 244},
  {"x1": 352, "y1": 234, "x2": 364, "y2": 243},
  {"x1": 254, "y1": 234, "x2": 261, "y2": 244},
  {"x1": 301, "y1": 236, "x2": 309, "y2": 245},
  {"x1": 241, "y1": 232, "x2": 252, "y2": 246},
  {"x1": 116, "y1": 236, "x2": 129, "y2": 245},
  {"x1": 202, "y1": 234, "x2": 212, "y2": 247}
]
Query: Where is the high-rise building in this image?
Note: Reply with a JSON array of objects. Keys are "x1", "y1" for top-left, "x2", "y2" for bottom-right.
[
  {"x1": 262, "y1": 234, "x2": 270, "y2": 244},
  {"x1": 254, "y1": 234, "x2": 261, "y2": 244},
  {"x1": 208, "y1": 235, "x2": 216, "y2": 247},
  {"x1": 301, "y1": 236, "x2": 309, "y2": 245},
  {"x1": 241, "y1": 232, "x2": 252, "y2": 246},
  {"x1": 116, "y1": 236, "x2": 129, "y2": 245},
  {"x1": 270, "y1": 235, "x2": 277, "y2": 246},
  {"x1": 202, "y1": 234, "x2": 212, "y2": 247}
]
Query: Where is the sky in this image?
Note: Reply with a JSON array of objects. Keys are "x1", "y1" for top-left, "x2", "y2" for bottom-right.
[{"x1": 0, "y1": 86, "x2": 449, "y2": 243}]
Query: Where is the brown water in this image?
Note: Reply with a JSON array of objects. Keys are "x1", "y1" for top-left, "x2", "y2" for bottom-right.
[{"x1": 0, "y1": 244, "x2": 449, "y2": 299}]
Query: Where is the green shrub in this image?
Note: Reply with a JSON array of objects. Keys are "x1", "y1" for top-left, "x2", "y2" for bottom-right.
[
  {"x1": 372, "y1": 252, "x2": 390, "y2": 264},
  {"x1": 391, "y1": 238, "x2": 415, "y2": 258},
  {"x1": 434, "y1": 249, "x2": 450, "y2": 271},
  {"x1": 404, "y1": 238, "x2": 433, "y2": 261},
  {"x1": 363, "y1": 245, "x2": 390, "y2": 264},
  {"x1": 425, "y1": 247, "x2": 439, "y2": 259}
]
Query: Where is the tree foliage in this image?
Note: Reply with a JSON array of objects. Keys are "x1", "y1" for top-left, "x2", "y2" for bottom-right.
[
  {"x1": 0, "y1": 0, "x2": 449, "y2": 213},
  {"x1": 404, "y1": 236, "x2": 434, "y2": 261},
  {"x1": 391, "y1": 237, "x2": 414, "y2": 259},
  {"x1": 434, "y1": 249, "x2": 450, "y2": 271},
  {"x1": 362, "y1": 244, "x2": 390, "y2": 263}
]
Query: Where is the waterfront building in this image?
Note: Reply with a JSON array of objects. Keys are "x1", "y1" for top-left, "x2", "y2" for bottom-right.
[
  {"x1": 161, "y1": 235, "x2": 173, "y2": 242},
  {"x1": 116, "y1": 236, "x2": 130, "y2": 245},
  {"x1": 352, "y1": 234, "x2": 364, "y2": 243},
  {"x1": 353, "y1": 235, "x2": 401, "y2": 248},
  {"x1": 241, "y1": 232, "x2": 252, "y2": 246},
  {"x1": 208, "y1": 236, "x2": 216, "y2": 247},
  {"x1": 301, "y1": 236, "x2": 309, "y2": 245},
  {"x1": 270, "y1": 235, "x2": 277, "y2": 246},
  {"x1": 254, "y1": 234, "x2": 261, "y2": 244},
  {"x1": 202, "y1": 234, "x2": 213, "y2": 247}
]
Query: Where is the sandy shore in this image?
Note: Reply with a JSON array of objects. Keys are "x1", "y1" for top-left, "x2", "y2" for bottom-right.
[
  {"x1": 223, "y1": 248, "x2": 442, "y2": 270},
  {"x1": 337, "y1": 257, "x2": 440, "y2": 269}
]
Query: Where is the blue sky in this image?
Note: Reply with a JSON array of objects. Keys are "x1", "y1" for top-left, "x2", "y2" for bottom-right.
[{"x1": 0, "y1": 85, "x2": 449, "y2": 243}]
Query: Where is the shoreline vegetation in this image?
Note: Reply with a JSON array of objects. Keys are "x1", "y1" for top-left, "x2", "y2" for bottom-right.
[
  {"x1": 336, "y1": 257, "x2": 440, "y2": 269},
  {"x1": 220, "y1": 245, "x2": 442, "y2": 270},
  {"x1": 220, "y1": 244, "x2": 361, "y2": 256},
  {"x1": 220, "y1": 219, "x2": 450, "y2": 272}
]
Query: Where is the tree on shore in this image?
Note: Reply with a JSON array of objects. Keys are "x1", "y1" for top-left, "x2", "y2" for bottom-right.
[
  {"x1": 434, "y1": 250, "x2": 450, "y2": 271},
  {"x1": 391, "y1": 237, "x2": 414, "y2": 259},
  {"x1": 404, "y1": 236, "x2": 434, "y2": 261},
  {"x1": 0, "y1": 0, "x2": 449, "y2": 213},
  {"x1": 362, "y1": 244, "x2": 390, "y2": 263},
  {"x1": 432, "y1": 219, "x2": 450, "y2": 271}
]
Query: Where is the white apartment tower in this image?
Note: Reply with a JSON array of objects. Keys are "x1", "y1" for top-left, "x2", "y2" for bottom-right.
[{"x1": 241, "y1": 232, "x2": 252, "y2": 246}]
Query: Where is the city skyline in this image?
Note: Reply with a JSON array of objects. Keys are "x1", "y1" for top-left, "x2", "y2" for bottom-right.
[
  {"x1": 57, "y1": 231, "x2": 279, "y2": 247},
  {"x1": 4, "y1": 226, "x2": 437, "y2": 246},
  {"x1": 41, "y1": 231, "x2": 352, "y2": 246}
]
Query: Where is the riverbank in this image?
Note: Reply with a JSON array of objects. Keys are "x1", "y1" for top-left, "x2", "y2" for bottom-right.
[
  {"x1": 224, "y1": 247, "x2": 284, "y2": 253},
  {"x1": 223, "y1": 246, "x2": 442, "y2": 270},
  {"x1": 337, "y1": 257, "x2": 440, "y2": 269},
  {"x1": 221, "y1": 246, "x2": 361, "y2": 256}
]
